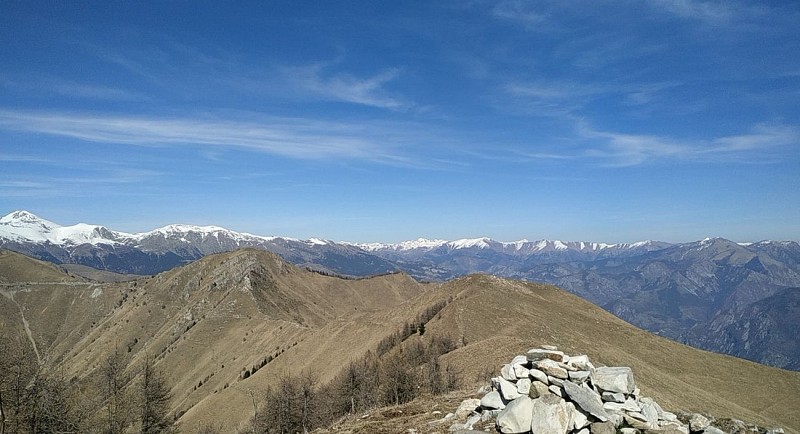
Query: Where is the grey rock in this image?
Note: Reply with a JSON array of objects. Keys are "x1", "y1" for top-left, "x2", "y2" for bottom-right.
[
  {"x1": 527, "y1": 348, "x2": 566, "y2": 363},
  {"x1": 481, "y1": 409, "x2": 501, "y2": 421},
  {"x1": 577, "y1": 429, "x2": 590, "y2": 434},
  {"x1": 704, "y1": 427, "x2": 726, "y2": 434},
  {"x1": 563, "y1": 380, "x2": 609, "y2": 422},
  {"x1": 481, "y1": 390, "x2": 506, "y2": 410},
  {"x1": 640, "y1": 402, "x2": 659, "y2": 428},
  {"x1": 529, "y1": 368, "x2": 549, "y2": 384},
  {"x1": 593, "y1": 367, "x2": 636, "y2": 394},
  {"x1": 602, "y1": 392, "x2": 625, "y2": 403},
  {"x1": 530, "y1": 394, "x2": 572, "y2": 434},
  {"x1": 514, "y1": 364, "x2": 531, "y2": 379},
  {"x1": 536, "y1": 359, "x2": 569, "y2": 379},
  {"x1": 511, "y1": 355, "x2": 529, "y2": 366},
  {"x1": 501, "y1": 364, "x2": 517, "y2": 381},
  {"x1": 517, "y1": 378, "x2": 532, "y2": 395},
  {"x1": 496, "y1": 376, "x2": 522, "y2": 401},
  {"x1": 603, "y1": 398, "x2": 641, "y2": 413},
  {"x1": 568, "y1": 354, "x2": 591, "y2": 370},
  {"x1": 620, "y1": 428, "x2": 640, "y2": 434},
  {"x1": 569, "y1": 370, "x2": 591, "y2": 383},
  {"x1": 661, "y1": 411, "x2": 679, "y2": 422},
  {"x1": 572, "y1": 405, "x2": 590, "y2": 430},
  {"x1": 549, "y1": 376, "x2": 565, "y2": 387},
  {"x1": 549, "y1": 384, "x2": 563, "y2": 397},
  {"x1": 455, "y1": 398, "x2": 481, "y2": 420},
  {"x1": 541, "y1": 345, "x2": 559, "y2": 351},
  {"x1": 529, "y1": 381, "x2": 550, "y2": 399},
  {"x1": 496, "y1": 396, "x2": 534, "y2": 434},
  {"x1": 591, "y1": 421, "x2": 616, "y2": 434},
  {"x1": 625, "y1": 414, "x2": 651, "y2": 430},
  {"x1": 690, "y1": 414, "x2": 710, "y2": 432}
]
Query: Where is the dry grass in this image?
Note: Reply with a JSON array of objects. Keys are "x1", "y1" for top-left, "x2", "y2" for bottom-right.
[{"x1": 1, "y1": 250, "x2": 798, "y2": 433}]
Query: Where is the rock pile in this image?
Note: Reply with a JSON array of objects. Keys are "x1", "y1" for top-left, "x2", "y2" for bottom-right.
[{"x1": 447, "y1": 346, "x2": 784, "y2": 434}]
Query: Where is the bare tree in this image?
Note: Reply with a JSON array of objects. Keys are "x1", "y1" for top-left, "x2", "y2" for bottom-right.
[
  {"x1": 103, "y1": 350, "x2": 131, "y2": 434},
  {"x1": 139, "y1": 355, "x2": 175, "y2": 434}
]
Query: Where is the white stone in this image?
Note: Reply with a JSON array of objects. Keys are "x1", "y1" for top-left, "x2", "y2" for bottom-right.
[
  {"x1": 690, "y1": 414, "x2": 710, "y2": 432},
  {"x1": 536, "y1": 359, "x2": 569, "y2": 379},
  {"x1": 562, "y1": 380, "x2": 609, "y2": 422},
  {"x1": 517, "y1": 378, "x2": 532, "y2": 395},
  {"x1": 511, "y1": 355, "x2": 529, "y2": 366},
  {"x1": 496, "y1": 377, "x2": 522, "y2": 401},
  {"x1": 530, "y1": 394, "x2": 572, "y2": 434},
  {"x1": 496, "y1": 396, "x2": 534, "y2": 434},
  {"x1": 529, "y1": 368, "x2": 549, "y2": 384},
  {"x1": 480, "y1": 390, "x2": 506, "y2": 410},
  {"x1": 569, "y1": 370, "x2": 591, "y2": 383},
  {"x1": 514, "y1": 364, "x2": 530, "y2": 379},
  {"x1": 601, "y1": 392, "x2": 625, "y2": 403},
  {"x1": 549, "y1": 384, "x2": 563, "y2": 397},
  {"x1": 501, "y1": 364, "x2": 517, "y2": 381},
  {"x1": 527, "y1": 348, "x2": 566, "y2": 363},
  {"x1": 592, "y1": 367, "x2": 635, "y2": 394},
  {"x1": 454, "y1": 398, "x2": 481, "y2": 419}
]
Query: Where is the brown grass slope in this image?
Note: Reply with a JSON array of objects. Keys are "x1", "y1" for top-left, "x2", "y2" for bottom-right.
[{"x1": 1, "y1": 249, "x2": 798, "y2": 433}]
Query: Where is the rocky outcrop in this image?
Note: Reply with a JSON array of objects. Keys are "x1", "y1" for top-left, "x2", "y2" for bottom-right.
[{"x1": 449, "y1": 346, "x2": 786, "y2": 434}]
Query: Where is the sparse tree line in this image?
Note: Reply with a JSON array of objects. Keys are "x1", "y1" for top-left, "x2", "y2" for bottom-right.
[
  {"x1": 0, "y1": 334, "x2": 176, "y2": 434},
  {"x1": 244, "y1": 299, "x2": 461, "y2": 434}
]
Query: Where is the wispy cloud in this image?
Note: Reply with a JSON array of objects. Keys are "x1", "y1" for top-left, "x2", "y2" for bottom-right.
[
  {"x1": 284, "y1": 63, "x2": 409, "y2": 110},
  {"x1": 0, "y1": 110, "x2": 433, "y2": 164},
  {"x1": 491, "y1": 0, "x2": 549, "y2": 29},
  {"x1": 580, "y1": 123, "x2": 799, "y2": 166}
]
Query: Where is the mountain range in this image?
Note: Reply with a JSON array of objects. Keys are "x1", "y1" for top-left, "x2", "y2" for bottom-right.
[{"x1": 2, "y1": 210, "x2": 799, "y2": 370}]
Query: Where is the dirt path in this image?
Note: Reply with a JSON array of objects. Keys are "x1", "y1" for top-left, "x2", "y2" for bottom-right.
[{"x1": 0, "y1": 290, "x2": 43, "y2": 365}]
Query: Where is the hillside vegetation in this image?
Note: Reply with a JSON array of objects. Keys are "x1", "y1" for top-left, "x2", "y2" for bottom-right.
[{"x1": 1, "y1": 248, "x2": 798, "y2": 433}]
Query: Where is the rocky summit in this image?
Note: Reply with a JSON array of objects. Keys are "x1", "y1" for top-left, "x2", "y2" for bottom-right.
[{"x1": 446, "y1": 346, "x2": 786, "y2": 434}]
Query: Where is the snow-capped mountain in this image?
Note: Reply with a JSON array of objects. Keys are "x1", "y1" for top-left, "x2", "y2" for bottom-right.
[{"x1": 0, "y1": 211, "x2": 395, "y2": 276}]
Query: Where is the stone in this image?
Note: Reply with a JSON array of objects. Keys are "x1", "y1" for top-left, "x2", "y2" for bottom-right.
[
  {"x1": 541, "y1": 345, "x2": 559, "y2": 350},
  {"x1": 530, "y1": 394, "x2": 572, "y2": 434},
  {"x1": 602, "y1": 392, "x2": 626, "y2": 403},
  {"x1": 496, "y1": 396, "x2": 534, "y2": 434},
  {"x1": 690, "y1": 414, "x2": 710, "y2": 432},
  {"x1": 530, "y1": 381, "x2": 550, "y2": 399},
  {"x1": 455, "y1": 398, "x2": 481, "y2": 420},
  {"x1": 517, "y1": 378, "x2": 532, "y2": 395},
  {"x1": 514, "y1": 364, "x2": 531, "y2": 379},
  {"x1": 704, "y1": 427, "x2": 726, "y2": 434},
  {"x1": 661, "y1": 411, "x2": 679, "y2": 422},
  {"x1": 536, "y1": 359, "x2": 569, "y2": 379},
  {"x1": 657, "y1": 423, "x2": 690, "y2": 434},
  {"x1": 641, "y1": 402, "x2": 659, "y2": 428},
  {"x1": 572, "y1": 405, "x2": 590, "y2": 430},
  {"x1": 620, "y1": 428, "x2": 640, "y2": 434},
  {"x1": 607, "y1": 412, "x2": 624, "y2": 428},
  {"x1": 529, "y1": 368, "x2": 549, "y2": 384},
  {"x1": 480, "y1": 391, "x2": 506, "y2": 410},
  {"x1": 527, "y1": 348, "x2": 566, "y2": 363},
  {"x1": 577, "y1": 429, "x2": 590, "y2": 434},
  {"x1": 496, "y1": 377, "x2": 522, "y2": 401},
  {"x1": 625, "y1": 414, "x2": 652, "y2": 430},
  {"x1": 549, "y1": 384, "x2": 563, "y2": 397},
  {"x1": 570, "y1": 370, "x2": 591, "y2": 383},
  {"x1": 501, "y1": 364, "x2": 517, "y2": 381},
  {"x1": 464, "y1": 413, "x2": 481, "y2": 429},
  {"x1": 568, "y1": 355, "x2": 591, "y2": 370},
  {"x1": 549, "y1": 376, "x2": 565, "y2": 387},
  {"x1": 591, "y1": 421, "x2": 616, "y2": 434},
  {"x1": 593, "y1": 367, "x2": 636, "y2": 394},
  {"x1": 511, "y1": 355, "x2": 529, "y2": 366},
  {"x1": 603, "y1": 398, "x2": 641, "y2": 413},
  {"x1": 563, "y1": 380, "x2": 609, "y2": 422}
]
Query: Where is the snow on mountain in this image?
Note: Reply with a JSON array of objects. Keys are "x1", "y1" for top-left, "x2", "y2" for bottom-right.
[{"x1": 0, "y1": 210, "x2": 129, "y2": 245}]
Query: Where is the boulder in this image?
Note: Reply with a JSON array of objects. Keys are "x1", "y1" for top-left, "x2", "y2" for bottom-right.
[
  {"x1": 569, "y1": 370, "x2": 591, "y2": 383},
  {"x1": 689, "y1": 414, "x2": 710, "y2": 433},
  {"x1": 536, "y1": 359, "x2": 569, "y2": 379},
  {"x1": 530, "y1": 368, "x2": 550, "y2": 384},
  {"x1": 527, "y1": 348, "x2": 566, "y2": 363},
  {"x1": 568, "y1": 355, "x2": 591, "y2": 370},
  {"x1": 531, "y1": 394, "x2": 572, "y2": 434},
  {"x1": 454, "y1": 398, "x2": 481, "y2": 419},
  {"x1": 496, "y1": 377, "x2": 522, "y2": 401},
  {"x1": 496, "y1": 396, "x2": 534, "y2": 434},
  {"x1": 501, "y1": 364, "x2": 517, "y2": 381},
  {"x1": 517, "y1": 378, "x2": 532, "y2": 395},
  {"x1": 593, "y1": 367, "x2": 635, "y2": 394},
  {"x1": 562, "y1": 380, "x2": 609, "y2": 422},
  {"x1": 514, "y1": 364, "x2": 531, "y2": 379},
  {"x1": 530, "y1": 381, "x2": 550, "y2": 399},
  {"x1": 640, "y1": 402, "x2": 659, "y2": 428},
  {"x1": 480, "y1": 390, "x2": 506, "y2": 410}
]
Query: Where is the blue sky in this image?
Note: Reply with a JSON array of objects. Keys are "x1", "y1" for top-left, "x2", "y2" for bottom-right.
[{"x1": 1, "y1": 1, "x2": 798, "y2": 243}]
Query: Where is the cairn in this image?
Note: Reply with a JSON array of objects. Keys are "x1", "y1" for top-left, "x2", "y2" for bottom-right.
[{"x1": 447, "y1": 346, "x2": 785, "y2": 434}]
